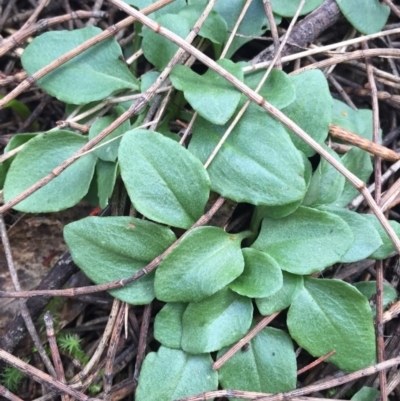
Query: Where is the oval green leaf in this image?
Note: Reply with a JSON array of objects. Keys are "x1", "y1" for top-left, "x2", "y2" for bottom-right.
[
  {"x1": 229, "y1": 248, "x2": 283, "y2": 298},
  {"x1": 136, "y1": 346, "x2": 218, "y2": 401},
  {"x1": 64, "y1": 216, "x2": 176, "y2": 304},
  {"x1": 288, "y1": 277, "x2": 376, "y2": 371},
  {"x1": 154, "y1": 303, "x2": 186, "y2": 349},
  {"x1": 218, "y1": 326, "x2": 296, "y2": 395},
  {"x1": 256, "y1": 272, "x2": 303, "y2": 316},
  {"x1": 361, "y1": 214, "x2": 400, "y2": 260},
  {"x1": 4, "y1": 131, "x2": 96, "y2": 212},
  {"x1": 119, "y1": 130, "x2": 210, "y2": 229},
  {"x1": 170, "y1": 59, "x2": 243, "y2": 125},
  {"x1": 189, "y1": 105, "x2": 306, "y2": 206},
  {"x1": 181, "y1": 288, "x2": 253, "y2": 353},
  {"x1": 21, "y1": 27, "x2": 139, "y2": 104},
  {"x1": 155, "y1": 226, "x2": 244, "y2": 302},
  {"x1": 318, "y1": 206, "x2": 382, "y2": 263},
  {"x1": 336, "y1": 0, "x2": 390, "y2": 35},
  {"x1": 252, "y1": 206, "x2": 353, "y2": 274}
]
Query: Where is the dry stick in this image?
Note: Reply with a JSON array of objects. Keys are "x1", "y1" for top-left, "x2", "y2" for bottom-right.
[
  {"x1": 0, "y1": 0, "x2": 217, "y2": 215},
  {"x1": 71, "y1": 299, "x2": 121, "y2": 384},
  {"x1": 205, "y1": 0, "x2": 306, "y2": 169},
  {"x1": 0, "y1": 0, "x2": 175, "y2": 110},
  {"x1": 104, "y1": 303, "x2": 125, "y2": 400},
  {"x1": 329, "y1": 124, "x2": 399, "y2": 161},
  {"x1": 297, "y1": 350, "x2": 336, "y2": 376},
  {"x1": 263, "y1": 1, "x2": 281, "y2": 69},
  {"x1": 0, "y1": 216, "x2": 57, "y2": 378},
  {"x1": 0, "y1": 196, "x2": 226, "y2": 299},
  {"x1": 0, "y1": 10, "x2": 106, "y2": 57},
  {"x1": 212, "y1": 312, "x2": 279, "y2": 370},
  {"x1": 293, "y1": 48, "x2": 400, "y2": 74},
  {"x1": 106, "y1": 1, "x2": 400, "y2": 262},
  {"x1": 177, "y1": 357, "x2": 400, "y2": 401},
  {"x1": 0, "y1": 348, "x2": 100, "y2": 401},
  {"x1": 363, "y1": 41, "x2": 387, "y2": 401},
  {"x1": 380, "y1": 176, "x2": 400, "y2": 212},
  {"x1": 246, "y1": 27, "x2": 400, "y2": 72},
  {"x1": 383, "y1": 0, "x2": 400, "y2": 19},
  {"x1": 0, "y1": 384, "x2": 24, "y2": 401},
  {"x1": 133, "y1": 303, "x2": 152, "y2": 385},
  {"x1": 20, "y1": 0, "x2": 51, "y2": 30},
  {"x1": 44, "y1": 312, "x2": 68, "y2": 401}
]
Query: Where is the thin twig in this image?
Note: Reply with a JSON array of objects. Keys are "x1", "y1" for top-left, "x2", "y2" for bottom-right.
[
  {"x1": 44, "y1": 312, "x2": 68, "y2": 401},
  {"x1": 263, "y1": 1, "x2": 281, "y2": 68},
  {"x1": 0, "y1": 384, "x2": 24, "y2": 401},
  {"x1": 297, "y1": 350, "x2": 336, "y2": 376},
  {"x1": 103, "y1": 303, "x2": 125, "y2": 400},
  {"x1": 133, "y1": 303, "x2": 152, "y2": 384},
  {"x1": 71, "y1": 299, "x2": 121, "y2": 384},
  {"x1": 213, "y1": 312, "x2": 279, "y2": 370},
  {"x1": 363, "y1": 40, "x2": 387, "y2": 401}
]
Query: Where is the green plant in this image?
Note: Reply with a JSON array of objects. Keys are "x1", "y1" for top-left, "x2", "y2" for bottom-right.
[
  {"x1": 1, "y1": 0, "x2": 398, "y2": 400},
  {"x1": 58, "y1": 333, "x2": 88, "y2": 365},
  {"x1": 1, "y1": 362, "x2": 28, "y2": 392}
]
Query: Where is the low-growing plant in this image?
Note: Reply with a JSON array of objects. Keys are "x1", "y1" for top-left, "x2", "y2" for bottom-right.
[{"x1": 1, "y1": 0, "x2": 398, "y2": 399}]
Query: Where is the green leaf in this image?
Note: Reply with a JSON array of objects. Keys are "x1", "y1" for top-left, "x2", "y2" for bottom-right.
[
  {"x1": 178, "y1": 5, "x2": 228, "y2": 45},
  {"x1": 353, "y1": 281, "x2": 397, "y2": 316},
  {"x1": 189, "y1": 106, "x2": 306, "y2": 206},
  {"x1": 243, "y1": 68, "x2": 296, "y2": 110},
  {"x1": 282, "y1": 70, "x2": 332, "y2": 157},
  {"x1": 181, "y1": 288, "x2": 253, "y2": 353},
  {"x1": 21, "y1": 27, "x2": 139, "y2": 104},
  {"x1": 336, "y1": 0, "x2": 390, "y2": 35},
  {"x1": 119, "y1": 130, "x2": 210, "y2": 229},
  {"x1": 256, "y1": 272, "x2": 303, "y2": 316},
  {"x1": 96, "y1": 160, "x2": 118, "y2": 209},
  {"x1": 252, "y1": 206, "x2": 353, "y2": 275},
  {"x1": 288, "y1": 277, "x2": 376, "y2": 371},
  {"x1": 136, "y1": 346, "x2": 218, "y2": 401},
  {"x1": 361, "y1": 214, "x2": 400, "y2": 259},
  {"x1": 335, "y1": 147, "x2": 373, "y2": 207},
  {"x1": 302, "y1": 145, "x2": 345, "y2": 207},
  {"x1": 170, "y1": 59, "x2": 243, "y2": 125},
  {"x1": 229, "y1": 248, "x2": 283, "y2": 298},
  {"x1": 0, "y1": 133, "x2": 37, "y2": 189},
  {"x1": 64, "y1": 216, "x2": 176, "y2": 304},
  {"x1": 123, "y1": 0, "x2": 186, "y2": 18},
  {"x1": 270, "y1": 0, "x2": 324, "y2": 16},
  {"x1": 318, "y1": 206, "x2": 382, "y2": 263},
  {"x1": 142, "y1": 14, "x2": 191, "y2": 71},
  {"x1": 4, "y1": 131, "x2": 96, "y2": 212},
  {"x1": 331, "y1": 99, "x2": 375, "y2": 141},
  {"x1": 218, "y1": 327, "x2": 296, "y2": 398},
  {"x1": 88, "y1": 106, "x2": 130, "y2": 162},
  {"x1": 155, "y1": 227, "x2": 244, "y2": 302},
  {"x1": 154, "y1": 303, "x2": 186, "y2": 349},
  {"x1": 351, "y1": 387, "x2": 380, "y2": 401}
]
